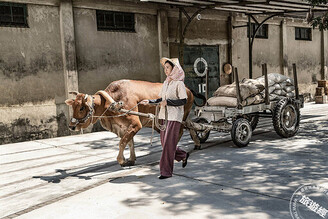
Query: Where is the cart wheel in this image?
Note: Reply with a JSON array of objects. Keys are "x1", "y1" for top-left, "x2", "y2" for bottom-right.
[
  {"x1": 231, "y1": 118, "x2": 252, "y2": 147},
  {"x1": 190, "y1": 118, "x2": 211, "y2": 143},
  {"x1": 272, "y1": 98, "x2": 300, "y2": 138},
  {"x1": 241, "y1": 115, "x2": 259, "y2": 131}
]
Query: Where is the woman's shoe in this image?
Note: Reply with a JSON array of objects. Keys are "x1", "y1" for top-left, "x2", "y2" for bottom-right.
[
  {"x1": 158, "y1": 175, "x2": 170, "y2": 180},
  {"x1": 182, "y1": 152, "x2": 190, "y2": 168}
]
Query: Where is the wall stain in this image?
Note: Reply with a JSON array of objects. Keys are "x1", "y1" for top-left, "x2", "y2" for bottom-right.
[
  {"x1": 0, "y1": 56, "x2": 62, "y2": 81},
  {"x1": 76, "y1": 56, "x2": 97, "y2": 72},
  {"x1": 0, "y1": 113, "x2": 70, "y2": 145}
]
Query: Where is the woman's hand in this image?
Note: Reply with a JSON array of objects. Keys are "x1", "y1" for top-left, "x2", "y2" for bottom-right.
[
  {"x1": 160, "y1": 100, "x2": 167, "y2": 107},
  {"x1": 139, "y1": 100, "x2": 149, "y2": 105}
]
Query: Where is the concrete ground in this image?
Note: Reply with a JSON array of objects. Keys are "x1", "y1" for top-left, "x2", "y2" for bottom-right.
[{"x1": 0, "y1": 103, "x2": 327, "y2": 219}]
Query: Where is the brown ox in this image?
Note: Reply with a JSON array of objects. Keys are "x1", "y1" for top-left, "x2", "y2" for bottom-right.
[{"x1": 65, "y1": 79, "x2": 201, "y2": 167}]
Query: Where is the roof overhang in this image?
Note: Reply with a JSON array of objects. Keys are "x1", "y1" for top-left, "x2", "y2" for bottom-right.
[{"x1": 139, "y1": 0, "x2": 327, "y2": 16}]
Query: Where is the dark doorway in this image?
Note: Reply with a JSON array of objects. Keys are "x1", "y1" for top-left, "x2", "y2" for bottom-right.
[{"x1": 183, "y1": 45, "x2": 220, "y2": 105}]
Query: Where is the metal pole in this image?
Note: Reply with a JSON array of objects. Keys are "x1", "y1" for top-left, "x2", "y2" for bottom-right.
[
  {"x1": 263, "y1": 63, "x2": 270, "y2": 105},
  {"x1": 248, "y1": 14, "x2": 277, "y2": 79},
  {"x1": 248, "y1": 15, "x2": 252, "y2": 79},
  {"x1": 293, "y1": 63, "x2": 299, "y2": 100},
  {"x1": 228, "y1": 15, "x2": 233, "y2": 84},
  {"x1": 234, "y1": 67, "x2": 242, "y2": 108},
  {"x1": 205, "y1": 66, "x2": 208, "y2": 100},
  {"x1": 179, "y1": 8, "x2": 183, "y2": 65}
]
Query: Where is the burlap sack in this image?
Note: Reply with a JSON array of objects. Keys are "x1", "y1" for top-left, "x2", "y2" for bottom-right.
[
  {"x1": 268, "y1": 86, "x2": 276, "y2": 94},
  {"x1": 284, "y1": 85, "x2": 295, "y2": 93},
  {"x1": 268, "y1": 73, "x2": 289, "y2": 83},
  {"x1": 286, "y1": 78, "x2": 294, "y2": 86},
  {"x1": 286, "y1": 92, "x2": 295, "y2": 98},
  {"x1": 273, "y1": 83, "x2": 282, "y2": 90},
  {"x1": 241, "y1": 78, "x2": 265, "y2": 92},
  {"x1": 255, "y1": 77, "x2": 275, "y2": 87},
  {"x1": 213, "y1": 83, "x2": 260, "y2": 100},
  {"x1": 273, "y1": 89, "x2": 287, "y2": 96},
  {"x1": 207, "y1": 95, "x2": 265, "y2": 107},
  {"x1": 207, "y1": 96, "x2": 239, "y2": 107},
  {"x1": 255, "y1": 73, "x2": 294, "y2": 87},
  {"x1": 210, "y1": 73, "x2": 295, "y2": 107},
  {"x1": 242, "y1": 94, "x2": 264, "y2": 106},
  {"x1": 269, "y1": 94, "x2": 279, "y2": 101}
]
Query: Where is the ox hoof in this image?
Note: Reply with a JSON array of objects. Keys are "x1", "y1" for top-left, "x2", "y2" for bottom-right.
[
  {"x1": 194, "y1": 145, "x2": 202, "y2": 150},
  {"x1": 120, "y1": 160, "x2": 135, "y2": 167}
]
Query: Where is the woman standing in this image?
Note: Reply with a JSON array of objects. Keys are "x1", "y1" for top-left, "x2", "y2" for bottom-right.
[{"x1": 140, "y1": 57, "x2": 190, "y2": 179}]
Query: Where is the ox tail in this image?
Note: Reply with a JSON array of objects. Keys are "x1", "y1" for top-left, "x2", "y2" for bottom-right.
[{"x1": 189, "y1": 89, "x2": 206, "y2": 107}]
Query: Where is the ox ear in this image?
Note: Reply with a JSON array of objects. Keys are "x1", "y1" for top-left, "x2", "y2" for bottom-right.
[
  {"x1": 95, "y1": 90, "x2": 115, "y2": 109},
  {"x1": 65, "y1": 99, "x2": 74, "y2": 106}
]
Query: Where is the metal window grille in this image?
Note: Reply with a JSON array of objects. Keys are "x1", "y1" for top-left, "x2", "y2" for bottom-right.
[
  {"x1": 96, "y1": 10, "x2": 135, "y2": 32},
  {"x1": 247, "y1": 23, "x2": 268, "y2": 39},
  {"x1": 0, "y1": 2, "x2": 28, "y2": 27},
  {"x1": 295, "y1": 27, "x2": 312, "y2": 41}
]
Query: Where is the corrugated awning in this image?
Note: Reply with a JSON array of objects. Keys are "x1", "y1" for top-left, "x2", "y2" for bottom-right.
[{"x1": 139, "y1": 0, "x2": 327, "y2": 15}]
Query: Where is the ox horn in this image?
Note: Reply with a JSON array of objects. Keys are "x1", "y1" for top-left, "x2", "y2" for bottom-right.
[
  {"x1": 95, "y1": 90, "x2": 116, "y2": 109},
  {"x1": 69, "y1": 91, "x2": 79, "y2": 96}
]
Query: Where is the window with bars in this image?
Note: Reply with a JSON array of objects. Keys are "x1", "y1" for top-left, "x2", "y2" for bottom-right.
[
  {"x1": 0, "y1": 2, "x2": 28, "y2": 27},
  {"x1": 247, "y1": 23, "x2": 268, "y2": 39},
  {"x1": 96, "y1": 10, "x2": 135, "y2": 32},
  {"x1": 295, "y1": 27, "x2": 312, "y2": 41}
]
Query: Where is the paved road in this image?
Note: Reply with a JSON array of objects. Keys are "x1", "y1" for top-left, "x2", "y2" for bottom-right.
[{"x1": 1, "y1": 103, "x2": 327, "y2": 218}]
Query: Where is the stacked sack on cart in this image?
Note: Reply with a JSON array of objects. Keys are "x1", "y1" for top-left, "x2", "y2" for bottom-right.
[
  {"x1": 207, "y1": 73, "x2": 295, "y2": 107},
  {"x1": 256, "y1": 73, "x2": 295, "y2": 100}
]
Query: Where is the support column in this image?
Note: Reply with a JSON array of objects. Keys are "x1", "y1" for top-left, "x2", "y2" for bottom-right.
[
  {"x1": 60, "y1": 0, "x2": 78, "y2": 117},
  {"x1": 227, "y1": 15, "x2": 234, "y2": 84},
  {"x1": 157, "y1": 9, "x2": 169, "y2": 82},
  {"x1": 280, "y1": 19, "x2": 288, "y2": 76},
  {"x1": 178, "y1": 8, "x2": 184, "y2": 67},
  {"x1": 248, "y1": 15, "x2": 252, "y2": 79},
  {"x1": 321, "y1": 30, "x2": 328, "y2": 80}
]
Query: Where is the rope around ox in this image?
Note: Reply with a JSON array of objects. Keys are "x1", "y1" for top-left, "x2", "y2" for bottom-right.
[{"x1": 82, "y1": 94, "x2": 168, "y2": 146}]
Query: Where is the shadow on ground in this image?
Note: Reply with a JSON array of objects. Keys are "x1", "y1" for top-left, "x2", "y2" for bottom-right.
[
  {"x1": 32, "y1": 120, "x2": 327, "y2": 218},
  {"x1": 108, "y1": 120, "x2": 328, "y2": 218}
]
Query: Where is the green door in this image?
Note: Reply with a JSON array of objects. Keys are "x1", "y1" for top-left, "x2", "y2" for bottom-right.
[{"x1": 183, "y1": 45, "x2": 220, "y2": 105}]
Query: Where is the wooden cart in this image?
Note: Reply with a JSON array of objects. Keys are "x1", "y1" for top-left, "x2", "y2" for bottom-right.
[{"x1": 185, "y1": 63, "x2": 304, "y2": 148}]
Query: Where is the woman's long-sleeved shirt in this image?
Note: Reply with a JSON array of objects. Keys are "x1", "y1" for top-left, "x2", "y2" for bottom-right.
[{"x1": 150, "y1": 80, "x2": 188, "y2": 123}]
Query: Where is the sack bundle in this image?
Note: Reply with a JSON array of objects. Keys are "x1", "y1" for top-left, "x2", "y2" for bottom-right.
[
  {"x1": 256, "y1": 73, "x2": 295, "y2": 101},
  {"x1": 207, "y1": 73, "x2": 295, "y2": 107}
]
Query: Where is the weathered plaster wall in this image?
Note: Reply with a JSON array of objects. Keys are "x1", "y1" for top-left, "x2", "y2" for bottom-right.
[
  {"x1": 0, "y1": 4, "x2": 68, "y2": 144},
  {"x1": 167, "y1": 11, "x2": 324, "y2": 97},
  {"x1": 232, "y1": 17, "x2": 281, "y2": 80},
  {"x1": 167, "y1": 12, "x2": 230, "y2": 87},
  {"x1": 0, "y1": 0, "x2": 161, "y2": 144},
  {"x1": 0, "y1": 101, "x2": 68, "y2": 144},
  {"x1": 74, "y1": 8, "x2": 160, "y2": 95},
  {"x1": 232, "y1": 16, "x2": 323, "y2": 96},
  {"x1": 0, "y1": 5, "x2": 64, "y2": 105},
  {"x1": 286, "y1": 22, "x2": 322, "y2": 95}
]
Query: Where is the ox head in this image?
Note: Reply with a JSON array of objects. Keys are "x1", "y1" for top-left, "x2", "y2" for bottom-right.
[
  {"x1": 65, "y1": 92, "x2": 94, "y2": 131},
  {"x1": 65, "y1": 91, "x2": 116, "y2": 131}
]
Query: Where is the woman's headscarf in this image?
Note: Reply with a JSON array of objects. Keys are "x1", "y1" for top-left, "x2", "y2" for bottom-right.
[{"x1": 161, "y1": 58, "x2": 185, "y2": 83}]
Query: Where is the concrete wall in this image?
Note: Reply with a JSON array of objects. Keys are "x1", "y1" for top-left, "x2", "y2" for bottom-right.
[
  {"x1": 286, "y1": 22, "x2": 322, "y2": 95},
  {"x1": 0, "y1": 4, "x2": 64, "y2": 105},
  {"x1": 232, "y1": 16, "x2": 323, "y2": 96},
  {"x1": 166, "y1": 11, "x2": 325, "y2": 92},
  {"x1": 74, "y1": 8, "x2": 160, "y2": 94},
  {"x1": 0, "y1": 0, "x2": 161, "y2": 144},
  {"x1": 167, "y1": 11, "x2": 231, "y2": 86},
  {"x1": 0, "y1": 4, "x2": 68, "y2": 144}
]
